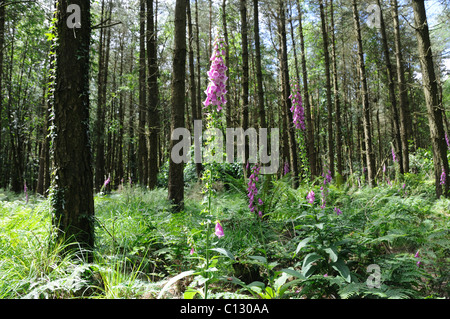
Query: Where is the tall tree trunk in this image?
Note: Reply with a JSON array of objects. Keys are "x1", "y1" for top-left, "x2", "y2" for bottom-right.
[
  {"x1": 128, "y1": 44, "x2": 136, "y2": 184},
  {"x1": 116, "y1": 35, "x2": 125, "y2": 186},
  {"x1": 391, "y1": 0, "x2": 410, "y2": 173},
  {"x1": 187, "y1": 0, "x2": 202, "y2": 178},
  {"x1": 168, "y1": 0, "x2": 187, "y2": 211},
  {"x1": 412, "y1": 0, "x2": 449, "y2": 198},
  {"x1": 297, "y1": 0, "x2": 317, "y2": 179},
  {"x1": 138, "y1": 0, "x2": 148, "y2": 186},
  {"x1": 329, "y1": 0, "x2": 343, "y2": 178},
  {"x1": 240, "y1": 0, "x2": 250, "y2": 176},
  {"x1": 377, "y1": 0, "x2": 404, "y2": 174},
  {"x1": 0, "y1": 1, "x2": 4, "y2": 188},
  {"x1": 319, "y1": 0, "x2": 334, "y2": 178},
  {"x1": 279, "y1": 0, "x2": 299, "y2": 187},
  {"x1": 51, "y1": 0, "x2": 94, "y2": 259},
  {"x1": 253, "y1": 0, "x2": 266, "y2": 129},
  {"x1": 195, "y1": 0, "x2": 202, "y2": 123},
  {"x1": 222, "y1": 0, "x2": 231, "y2": 129},
  {"x1": 351, "y1": 0, "x2": 375, "y2": 186},
  {"x1": 147, "y1": 0, "x2": 160, "y2": 189},
  {"x1": 94, "y1": 0, "x2": 106, "y2": 191}
]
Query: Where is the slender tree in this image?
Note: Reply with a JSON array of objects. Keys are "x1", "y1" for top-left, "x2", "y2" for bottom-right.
[
  {"x1": 319, "y1": 0, "x2": 334, "y2": 178},
  {"x1": 147, "y1": 0, "x2": 160, "y2": 189},
  {"x1": 51, "y1": 0, "x2": 95, "y2": 259},
  {"x1": 240, "y1": 0, "x2": 250, "y2": 176},
  {"x1": 351, "y1": 0, "x2": 375, "y2": 186},
  {"x1": 391, "y1": 0, "x2": 410, "y2": 173},
  {"x1": 253, "y1": 0, "x2": 266, "y2": 129},
  {"x1": 168, "y1": 0, "x2": 187, "y2": 211},
  {"x1": 412, "y1": 0, "x2": 449, "y2": 198},
  {"x1": 138, "y1": 0, "x2": 148, "y2": 186},
  {"x1": 297, "y1": 0, "x2": 317, "y2": 178}
]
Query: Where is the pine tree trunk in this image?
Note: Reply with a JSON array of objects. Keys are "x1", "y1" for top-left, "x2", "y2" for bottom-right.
[
  {"x1": 51, "y1": 0, "x2": 94, "y2": 259},
  {"x1": 168, "y1": 0, "x2": 187, "y2": 211},
  {"x1": 147, "y1": 0, "x2": 160, "y2": 189},
  {"x1": 329, "y1": 0, "x2": 343, "y2": 178},
  {"x1": 391, "y1": 0, "x2": 410, "y2": 173},
  {"x1": 352, "y1": 0, "x2": 375, "y2": 186},
  {"x1": 377, "y1": 0, "x2": 404, "y2": 174},
  {"x1": 412, "y1": 0, "x2": 449, "y2": 198},
  {"x1": 222, "y1": 0, "x2": 231, "y2": 129},
  {"x1": 297, "y1": 0, "x2": 316, "y2": 179},
  {"x1": 240, "y1": 0, "x2": 250, "y2": 176},
  {"x1": 0, "y1": 1, "x2": 4, "y2": 188},
  {"x1": 319, "y1": 0, "x2": 334, "y2": 178},
  {"x1": 279, "y1": 0, "x2": 299, "y2": 187},
  {"x1": 253, "y1": 0, "x2": 266, "y2": 129},
  {"x1": 138, "y1": 0, "x2": 148, "y2": 186}
]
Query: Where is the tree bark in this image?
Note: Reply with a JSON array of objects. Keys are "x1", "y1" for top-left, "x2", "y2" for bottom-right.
[
  {"x1": 351, "y1": 0, "x2": 375, "y2": 186},
  {"x1": 147, "y1": 0, "x2": 160, "y2": 189},
  {"x1": 51, "y1": 0, "x2": 94, "y2": 259},
  {"x1": 391, "y1": 0, "x2": 410, "y2": 173},
  {"x1": 412, "y1": 0, "x2": 449, "y2": 198},
  {"x1": 279, "y1": 0, "x2": 299, "y2": 187},
  {"x1": 297, "y1": 0, "x2": 316, "y2": 179},
  {"x1": 253, "y1": 0, "x2": 266, "y2": 129},
  {"x1": 329, "y1": 0, "x2": 343, "y2": 178},
  {"x1": 138, "y1": 0, "x2": 148, "y2": 186},
  {"x1": 377, "y1": 0, "x2": 404, "y2": 174},
  {"x1": 319, "y1": 0, "x2": 334, "y2": 178},
  {"x1": 168, "y1": 0, "x2": 187, "y2": 211},
  {"x1": 240, "y1": 0, "x2": 250, "y2": 176}
]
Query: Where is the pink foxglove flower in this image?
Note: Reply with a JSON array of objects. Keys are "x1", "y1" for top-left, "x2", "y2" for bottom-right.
[
  {"x1": 392, "y1": 147, "x2": 397, "y2": 162},
  {"x1": 440, "y1": 168, "x2": 446, "y2": 186},
  {"x1": 306, "y1": 190, "x2": 315, "y2": 204},
  {"x1": 334, "y1": 207, "x2": 342, "y2": 216},
  {"x1": 204, "y1": 37, "x2": 228, "y2": 113},
  {"x1": 289, "y1": 83, "x2": 305, "y2": 130},
  {"x1": 215, "y1": 222, "x2": 224, "y2": 238},
  {"x1": 190, "y1": 247, "x2": 195, "y2": 255}
]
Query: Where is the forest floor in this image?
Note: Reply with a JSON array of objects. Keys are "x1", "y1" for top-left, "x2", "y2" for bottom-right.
[{"x1": 0, "y1": 168, "x2": 449, "y2": 299}]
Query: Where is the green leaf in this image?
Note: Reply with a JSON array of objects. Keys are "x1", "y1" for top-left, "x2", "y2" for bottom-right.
[
  {"x1": 249, "y1": 255, "x2": 267, "y2": 264},
  {"x1": 183, "y1": 288, "x2": 201, "y2": 299},
  {"x1": 210, "y1": 248, "x2": 235, "y2": 260},
  {"x1": 331, "y1": 259, "x2": 351, "y2": 283},
  {"x1": 302, "y1": 253, "x2": 322, "y2": 277},
  {"x1": 280, "y1": 268, "x2": 306, "y2": 280},
  {"x1": 324, "y1": 246, "x2": 338, "y2": 262},
  {"x1": 295, "y1": 237, "x2": 312, "y2": 256}
]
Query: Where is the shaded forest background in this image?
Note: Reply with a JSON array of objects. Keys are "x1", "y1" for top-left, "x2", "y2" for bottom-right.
[{"x1": 0, "y1": 0, "x2": 449, "y2": 199}]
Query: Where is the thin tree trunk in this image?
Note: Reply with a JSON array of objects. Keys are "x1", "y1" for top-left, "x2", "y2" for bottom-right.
[
  {"x1": 297, "y1": 0, "x2": 316, "y2": 179},
  {"x1": 240, "y1": 0, "x2": 250, "y2": 176},
  {"x1": 319, "y1": 0, "x2": 334, "y2": 178},
  {"x1": 222, "y1": 0, "x2": 231, "y2": 129},
  {"x1": 391, "y1": 0, "x2": 410, "y2": 173},
  {"x1": 147, "y1": 0, "x2": 160, "y2": 189},
  {"x1": 278, "y1": 0, "x2": 298, "y2": 187},
  {"x1": 412, "y1": 0, "x2": 449, "y2": 197},
  {"x1": 352, "y1": 0, "x2": 375, "y2": 186},
  {"x1": 168, "y1": 0, "x2": 187, "y2": 211},
  {"x1": 0, "y1": 1, "x2": 4, "y2": 188},
  {"x1": 253, "y1": 0, "x2": 266, "y2": 129},
  {"x1": 329, "y1": 0, "x2": 343, "y2": 178},
  {"x1": 138, "y1": 0, "x2": 148, "y2": 186}
]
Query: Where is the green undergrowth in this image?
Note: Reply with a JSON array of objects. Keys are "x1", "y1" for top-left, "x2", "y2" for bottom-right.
[{"x1": 0, "y1": 172, "x2": 448, "y2": 299}]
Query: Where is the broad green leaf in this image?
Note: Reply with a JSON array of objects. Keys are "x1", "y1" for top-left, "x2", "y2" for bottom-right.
[
  {"x1": 210, "y1": 248, "x2": 235, "y2": 260},
  {"x1": 331, "y1": 259, "x2": 351, "y2": 283},
  {"x1": 183, "y1": 288, "x2": 200, "y2": 299},
  {"x1": 249, "y1": 255, "x2": 267, "y2": 264},
  {"x1": 324, "y1": 246, "x2": 338, "y2": 262},
  {"x1": 281, "y1": 268, "x2": 306, "y2": 280},
  {"x1": 301, "y1": 253, "x2": 322, "y2": 277},
  {"x1": 295, "y1": 237, "x2": 312, "y2": 256}
]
